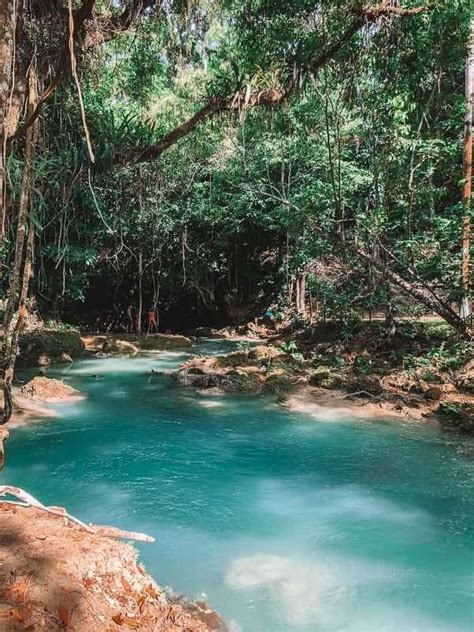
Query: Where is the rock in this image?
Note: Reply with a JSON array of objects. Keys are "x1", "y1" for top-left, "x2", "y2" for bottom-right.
[
  {"x1": 248, "y1": 345, "x2": 281, "y2": 362},
  {"x1": 438, "y1": 403, "x2": 474, "y2": 434},
  {"x1": 18, "y1": 329, "x2": 84, "y2": 367},
  {"x1": 263, "y1": 372, "x2": 296, "y2": 396},
  {"x1": 20, "y1": 376, "x2": 81, "y2": 402},
  {"x1": 347, "y1": 375, "x2": 383, "y2": 396},
  {"x1": 102, "y1": 339, "x2": 139, "y2": 355},
  {"x1": 216, "y1": 351, "x2": 250, "y2": 368},
  {"x1": 37, "y1": 353, "x2": 51, "y2": 366},
  {"x1": 309, "y1": 369, "x2": 344, "y2": 390},
  {"x1": 424, "y1": 386, "x2": 442, "y2": 401}
]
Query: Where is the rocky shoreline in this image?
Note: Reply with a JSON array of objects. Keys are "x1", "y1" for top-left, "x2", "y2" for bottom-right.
[{"x1": 172, "y1": 337, "x2": 474, "y2": 431}]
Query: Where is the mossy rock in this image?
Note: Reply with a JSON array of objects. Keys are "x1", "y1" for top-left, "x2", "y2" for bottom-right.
[
  {"x1": 224, "y1": 370, "x2": 262, "y2": 392},
  {"x1": 102, "y1": 339, "x2": 138, "y2": 355},
  {"x1": 263, "y1": 373, "x2": 296, "y2": 396},
  {"x1": 309, "y1": 369, "x2": 344, "y2": 389},
  {"x1": 135, "y1": 334, "x2": 192, "y2": 350},
  {"x1": 438, "y1": 403, "x2": 474, "y2": 434},
  {"x1": 18, "y1": 329, "x2": 84, "y2": 367},
  {"x1": 346, "y1": 375, "x2": 383, "y2": 396}
]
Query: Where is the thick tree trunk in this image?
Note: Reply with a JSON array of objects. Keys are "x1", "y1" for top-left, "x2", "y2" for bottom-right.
[
  {"x1": 460, "y1": 16, "x2": 474, "y2": 320},
  {"x1": 1, "y1": 68, "x2": 38, "y2": 425},
  {"x1": 3, "y1": 67, "x2": 37, "y2": 330}
]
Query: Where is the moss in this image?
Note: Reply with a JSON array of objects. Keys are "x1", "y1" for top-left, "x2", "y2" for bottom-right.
[{"x1": 18, "y1": 329, "x2": 84, "y2": 367}]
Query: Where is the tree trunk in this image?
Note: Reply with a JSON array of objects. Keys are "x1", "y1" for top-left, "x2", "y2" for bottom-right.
[
  {"x1": 460, "y1": 16, "x2": 474, "y2": 320},
  {"x1": 3, "y1": 67, "x2": 38, "y2": 330},
  {"x1": 358, "y1": 249, "x2": 471, "y2": 338},
  {"x1": 1, "y1": 68, "x2": 38, "y2": 425},
  {"x1": 295, "y1": 272, "x2": 307, "y2": 316},
  {"x1": 0, "y1": 0, "x2": 15, "y2": 245},
  {"x1": 137, "y1": 249, "x2": 143, "y2": 335}
]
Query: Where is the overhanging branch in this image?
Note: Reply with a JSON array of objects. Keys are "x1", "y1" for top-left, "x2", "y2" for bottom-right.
[{"x1": 117, "y1": 0, "x2": 431, "y2": 166}]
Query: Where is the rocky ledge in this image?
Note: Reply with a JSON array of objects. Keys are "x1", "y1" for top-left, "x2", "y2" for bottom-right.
[{"x1": 173, "y1": 342, "x2": 474, "y2": 431}]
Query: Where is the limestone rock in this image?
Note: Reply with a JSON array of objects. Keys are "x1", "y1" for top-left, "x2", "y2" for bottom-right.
[
  {"x1": 102, "y1": 339, "x2": 139, "y2": 355},
  {"x1": 20, "y1": 376, "x2": 81, "y2": 402},
  {"x1": 19, "y1": 329, "x2": 84, "y2": 367}
]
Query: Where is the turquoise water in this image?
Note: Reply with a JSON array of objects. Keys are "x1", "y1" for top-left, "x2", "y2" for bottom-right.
[{"x1": 1, "y1": 340, "x2": 474, "y2": 631}]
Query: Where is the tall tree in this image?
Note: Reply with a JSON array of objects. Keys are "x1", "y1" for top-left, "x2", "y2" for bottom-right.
[{"x1": 461, "y1": 13, "x2": 473, "y2": 320}]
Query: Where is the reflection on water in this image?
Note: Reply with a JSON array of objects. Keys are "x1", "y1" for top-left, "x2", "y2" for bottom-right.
[{"x1": 2, "y1": 339, "x2": 474, "y2": 631}]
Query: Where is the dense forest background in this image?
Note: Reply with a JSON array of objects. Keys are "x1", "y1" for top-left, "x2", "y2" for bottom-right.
[{"x1": 0, "y1": 0, "x2": 471, "y2": 333}]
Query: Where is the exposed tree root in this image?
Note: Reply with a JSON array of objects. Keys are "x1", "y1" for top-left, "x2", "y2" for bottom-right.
[{"x1": 0, "y1": 486, "x2": 155, "y2": 543}]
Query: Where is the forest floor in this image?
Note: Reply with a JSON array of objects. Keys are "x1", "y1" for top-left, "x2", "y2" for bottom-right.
[{"x1": 0, "y1": 502, "x2": 226, "y2": 632}]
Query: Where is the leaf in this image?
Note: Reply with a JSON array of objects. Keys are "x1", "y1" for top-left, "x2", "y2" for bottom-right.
[
  {"x1": 58, "y1": 605, "x2": 71, "y2": 627},
  {"x1": 112, "y1": 612, "x2": 125, "y2": 625},
  {"x1": 121, "y1": 577, "x2": 133, "y2": 593}
]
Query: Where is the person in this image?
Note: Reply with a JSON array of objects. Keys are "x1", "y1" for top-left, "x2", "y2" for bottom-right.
[{"x1": 147, "y1": 306, "x2": 158, "y2": 334}]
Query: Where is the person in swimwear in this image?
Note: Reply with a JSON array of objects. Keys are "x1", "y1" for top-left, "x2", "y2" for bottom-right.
[{"x1": 147, "y1": 306, "x2": 158, "y2": 333}]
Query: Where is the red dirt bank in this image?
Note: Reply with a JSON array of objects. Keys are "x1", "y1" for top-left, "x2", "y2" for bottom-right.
[{"x1": 0, "y1": 504, "x2": 225, "y2": 631}]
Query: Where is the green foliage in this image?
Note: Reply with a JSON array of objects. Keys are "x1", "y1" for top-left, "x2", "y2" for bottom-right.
[{"x1": 6, "y1": 0, "x2": 471, "y2": 330}]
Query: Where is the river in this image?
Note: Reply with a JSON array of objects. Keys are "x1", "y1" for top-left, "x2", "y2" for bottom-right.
[{"x1": 1, "y1": 340, "x2": 474, "y2": 631}]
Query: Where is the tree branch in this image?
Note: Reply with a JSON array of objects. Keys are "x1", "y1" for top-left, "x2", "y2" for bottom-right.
[{"x1": 117, "y1": 1, "x2": 431, "y2": 166}]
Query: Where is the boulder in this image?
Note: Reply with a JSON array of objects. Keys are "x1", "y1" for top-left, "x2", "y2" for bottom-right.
[
  {"x1": 424, "y1": 386, "x2": 442, "y2": 401},
  {"x1": 18, "y1": 329, "x2": 84, "y2": 367},
  {"x1": 37, "y1": 354, "x2": 51, "y2": 366},
  {"x1": 346, "y1": 375, "x2": 383, "y2": 396},
  {"x1": 102, "y1": 339, "x2": 139, "y2": 355},
  {"x1": 309, "y1": 369, "x2": 344, "y2": 390},
  {"x1": 20, "y1": 376, "x2": 81, "y2": 402}
]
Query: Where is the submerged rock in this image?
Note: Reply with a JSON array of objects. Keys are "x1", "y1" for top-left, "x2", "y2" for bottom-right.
[
  {"x1": 438, "y1": 403, "x2": 474, "y2": 434},
  {"x1": 20, "y1": 376, "x2": 81, "y2": 402},
  {"x1": 138, "y1": 334, "x2": 193, "y2": 350}
]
